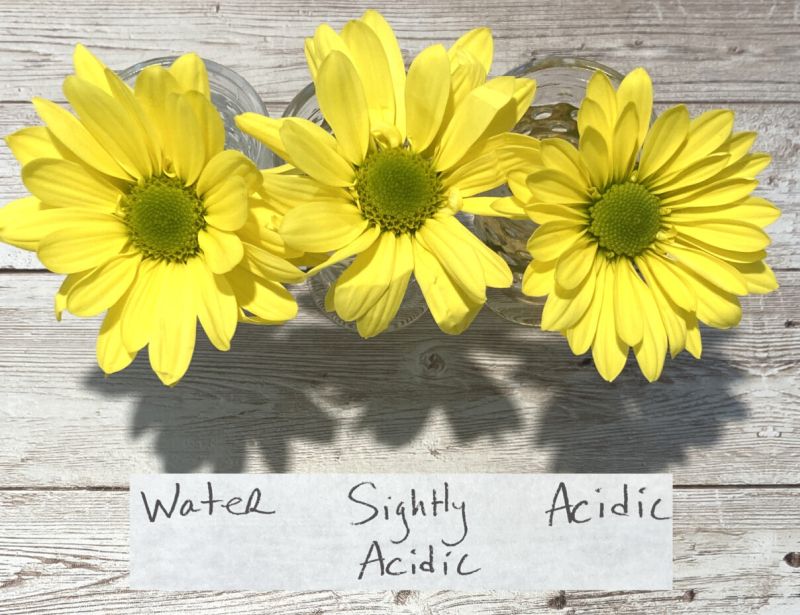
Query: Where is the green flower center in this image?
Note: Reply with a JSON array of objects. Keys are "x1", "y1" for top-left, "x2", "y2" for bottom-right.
[
  {"x1": 355, "y1": 148, "x2": 444, "y2": 234},
  {"x1": 589, "y1": 182, "x2": 662, "y2": 258},
  {"x1": 121, "y1": 175, "x2": 206, "y2": 262}
]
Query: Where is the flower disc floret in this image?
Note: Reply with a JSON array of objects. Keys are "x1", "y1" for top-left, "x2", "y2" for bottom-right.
[
  {"x1": 355, "y1": 148, "x2": 444, "y2": 235},
  {"x1": 589, "y1": 182, "x2": 661, "y2": 258},
  {"x1": 122, "y1": 175, "x2": 206, "y2": 262}
]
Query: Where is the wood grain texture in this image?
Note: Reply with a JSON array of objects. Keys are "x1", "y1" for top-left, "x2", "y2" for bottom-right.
[
  {"x1": 0, "y1": 0, "x2": 798, "y2": 612},
  {"x1": 0, "y1": 272, "x2": 797, "y2": 487},
  {"x1": 0, "y1": 0, "x2": 798, "y2": 104},
  {"x1": 1, "y1": 488, "x2": 798, "y2": 614}
]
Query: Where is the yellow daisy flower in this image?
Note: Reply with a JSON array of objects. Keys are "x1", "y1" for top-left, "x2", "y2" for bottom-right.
[
  {"x1": 236, "y1": 10, "x2": 535, "y2": 337},
  {"x1": 495, "y1": 67, "x2": 780, "y2": 382},
  {"x1": 0, "y1": 46, "x2": 303, "y2": 385}
]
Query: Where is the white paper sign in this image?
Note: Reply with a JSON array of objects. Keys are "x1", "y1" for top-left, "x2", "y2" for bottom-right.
[{"x1": 129, "y1": 473, "x2": 672, "y2": 591}]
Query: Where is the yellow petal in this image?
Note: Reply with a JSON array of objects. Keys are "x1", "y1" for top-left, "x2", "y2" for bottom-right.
[
  {"x1": 592, "y1": 260, "x2": 629, "y2": 382},
  {"x1": 540, "y1": 138, "x2": 590, "y2": 189},
  {"x1": 316, "y1": 51, "x2": 370, "y2": 164},
  {"x1": 5, "y1": 127, "x2": 63, "y2": 166},
  {"x1": 228, "y1": 266, "x2": 298, "y2": 323},
  {"x1": 279, "y1": 118, "x2": 355, "y2": 187},
  {"x1": 305, "y1": 23, "x2": 351, "y2": 82},
  {"x1": 56, "y1": 270, "x2": 91, "y2": 320},
  {"x1": 406, "y1": 44, "x2": 451, "y2": 153},
  {"x1": 96, "y1": 298, "x2": 136, "y2": 376},
  {"x1": 521, "y1": 258, "x2": 556, "y2": 297},
  {"x1": 63, "y1": 75, "x2": 152, "y2": 179},
  {"x1": 197, "y1": 149, "x2": 261, "y2": 197},
  {"x1": 260, "y1": 170, "x2": 350, "y2": 211},
  {"x1": 204, "y1": 176, "x2": 249, "y2": 231},
  {"x1": 0, "y1": 197, "x2": 56, "y2": 251},
  {"x1": 660, "y1": 109, "x2": 734, "y2": 176},
  {"x1": 355, "y1": 233, "x2": 414, "y2": 338},
  {"x1": 565, "y1": 260, "x2": 606, "y2": 355},
  {"x1": 465, "y1": 196, "x2": 522, "y2": 218},
  {"x1": 102, "y1": 68, "x2": 162, "y2": 174},
  {"x1": 577, "y1": 98, "x2": 612, "y2": 145},
  {"x1": 527, "y1": 221, "x2": 585, "y2": 262},
  {"x1": 678, "y1": 265, "x2": 742, "y2": 329},
  {"x1": 241, "y1": 243, "x2": 305, "y2": 284},
  {"x1": 22, "y1": 158, "x2": 122, "y2": 210},
  {"x1": 733, "y1": 261, "x2": 778, "y2": 294},
  {"x1": 665, "y1": 242, "x2": 748, "y2": 295},
  {"x1": 334, "y1": 231, "x2": 397, "y2": 321},
  {"x1": 674, "y1": 219, "x2": 770, "y2": 253},
  {"x1": 341, "y1": 19, "x2": 396, "y2": 129},
  {"x1": 579, "y1": 125, "x2": 611, "y2": 189},
  {"x1": 169, "y1": 53, "x2": 210, "y2": 98},
  {"x1": 183, "y1": 90, "x2": 225, "y2": 161},
  {"x1": 38, "y1": 214, "x2": 129, "y2": 274},
  {"x1": 527, "y1": 202, "x2": 589, "y2": 225},
  {"x1": 648, "y1": 152, "x2": 731, "y2": 194},
  {"x1": 436, "y1": 214, "x2": 512, "y2": 287},
  {"x1": 685, "y1": 314, "x2": 703, "y2": 358},
  {"x1": 638, "y1": 104, "x2": 690, "y2": 182},
  {"x1": 148, "y1": 263, "x2": 197, "y2": 386},
  {"x1": 585, "y1": 71, "x2": 617, "y2": 118},
  {"x1": 133, "y1": 65, "x2": 180, "y2": 152},
  {"x1": 449, "y1": 27, "x2": 493, "y2": 75},
  {"x1": 164, "y1": 92, "x2": 205, "y2": 186},
  {"x1": 615, "y1": 67, "x2": 652, "y2": 147},
  {"x1": 638, "y1": 253, "x2": 696, "y2": 312},
  {"x1": 73, "y1": 44, "x2": 112, "y2": 91},
  {"x1": 413, "y1": 237, "x2": 482, "y2": 334},
  {"x1": 307, "y1": 224, "x2": 381, "y2": 275},
  {"x1": 436, "y1": 84, "x2": 516, "y2": 171},
  {"x1": 188, "y1": 258, "x2": 238, "y2": 351},
  {"x1": 526, "y1": 168, "x2": 590, "y2": 204},
  {"x1": 235, "y1": 114, "x2": 291, "y2": 164},
  {"x1": 661, "y1": 178, "x2": 758, "y2": 209},
  {"x1": 360, "y1": 10, "x2": 407, "y2": 136},
  {"x1": 418, "y1": 217, "x2": 486, "y2": 303},
  {"x1": 32, "y1": 97, "x2": 130, "y2": 180},
  {"x1": 441, "y1": 151, "x2": 503, "y2": 197},
  {"x1": 542, "y1": 256, "x2": 599, "y2": 331},
  {"x1": 120, "y1": 259, "x2": 164, "y2": 353},
  {"x1": 613, "y1": 258, "x2": 644, "y2": 347},
  {"x1": 631, "y1": 279, "x2": 667, "y2": 382},
  {"x1": 636, "y1": 257, "x2": 688, "y2": 358},
  {"x1": 611, "y1": 102, "x2": 639, "y2": 182},
  {"x1": 66, "y1": 253, "x2": 141, "y2": 317},
  {"x1": 280, "y1": 201, "x2": 368, "y2": 253},
  {"x1": 198, "y1": 226, "x2": 244, "y2": 274},
  {"x1": 554, "y1": 234, "x2": 598, "y2": 290}
]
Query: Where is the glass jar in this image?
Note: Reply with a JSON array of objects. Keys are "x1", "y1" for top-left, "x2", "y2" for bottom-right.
[
  {"x1": 473, "y1": 57, "x2": 623, "y2": 327},
  {"x1": 118, "y1": 57, "x2": 273, "y2": 169},
  {"x1": 284, "y1": 83, "x2": 429, "y2": 335}
]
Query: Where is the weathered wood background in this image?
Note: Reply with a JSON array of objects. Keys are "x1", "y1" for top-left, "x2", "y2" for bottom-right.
[{"x1": 0, "y1": 0, "x2": 798, "y2": 613}]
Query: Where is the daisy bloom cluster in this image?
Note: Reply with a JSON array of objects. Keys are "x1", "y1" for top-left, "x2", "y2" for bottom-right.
[
  {"x1": 236, "y1": 10, "x2": 536, "y2": 337},
  {"x1": 494, "y1": 68, "x2": 779, "y2": 381},
  {"x1": 0, "y1": 47, "x2": 303, "y2": 385}
]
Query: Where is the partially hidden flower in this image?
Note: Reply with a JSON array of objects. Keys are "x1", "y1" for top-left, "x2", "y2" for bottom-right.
[
  {"x1": 494, "y1": 68, "x2": 779, "y2": 382},
  {"x1": 0, "y1": 46, "x2": 303, "y2": 385},
  {"x1": 236, "y1": 10, "x2": 536, "y2": 337}
]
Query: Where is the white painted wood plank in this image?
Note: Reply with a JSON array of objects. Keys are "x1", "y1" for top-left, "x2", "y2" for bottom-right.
[
  {"x1": 0, "y1": 272, "x2": 796, "y2": 487},
  {"x1": 0, "y1": 0, "x2": 798, "y2": 104},
  {"x1": 0, "y1": 488, "x2": 797, "y2": 613},
  {"x1": 0, "y1": 101, "x2": 797, "y2": 268}
]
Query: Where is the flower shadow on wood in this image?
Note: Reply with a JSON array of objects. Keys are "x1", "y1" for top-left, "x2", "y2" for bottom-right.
[{"x1": 84, "y1": 293, "x2": 751, "y2": 474}]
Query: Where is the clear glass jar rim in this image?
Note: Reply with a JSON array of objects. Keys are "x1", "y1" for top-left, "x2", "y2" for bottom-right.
[{"x1": 505, "y1": 56, "x2": 624, "y2": 81}]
